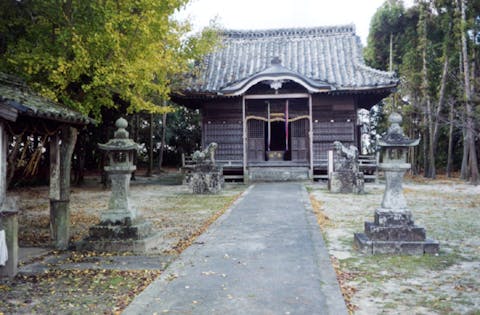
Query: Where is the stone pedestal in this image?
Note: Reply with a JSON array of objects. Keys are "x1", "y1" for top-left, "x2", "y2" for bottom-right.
[
  {"x1": 83, "y1": 164, "x2": 157, "y2": 252},
  {"x1": 189, "y1": 164, "x2": 224, "y2": 194},
  {"x1": 100, "y1": 170, "x2": 137, "y2": 224},
  {"x1": 354, "y1": 163, "x2": 440, "y2": 254},
  {"x1": 84, "y1": 218, "x2": 156, "y2": 253},
  {"x1": 0, "y1": 210, "x2": 18, "y2": 278},
  {"x1": 354, "y1": 113, "x2": 439, "y2": 255},
  {"x1": 329, "y1": 171, "x2": 364, "y2": 194},
  {"x1": 354, "y1": 208, "x2": 439, "y2": 254},
  {"x1": 328, "y1": 141, "x2": 364, "y2": 194}
]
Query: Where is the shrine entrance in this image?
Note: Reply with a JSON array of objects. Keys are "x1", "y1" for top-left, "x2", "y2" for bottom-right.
[
  {"x1": 269, "y1": 121, "x2": 287, "y2": 150},
  {"x1": 246, "y1": 97, "x2": 310, "y2": 165}
]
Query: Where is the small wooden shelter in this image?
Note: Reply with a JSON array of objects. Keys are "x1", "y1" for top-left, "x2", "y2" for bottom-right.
[
  {"x1": 0, "y1": 73, "x2": 90, "y2": 277},
  {"x1": 172, "y1": 25, "x2": 398, "y2": 181}
]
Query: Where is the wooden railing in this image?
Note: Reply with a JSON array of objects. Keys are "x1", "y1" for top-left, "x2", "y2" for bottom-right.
[
  {"x1": 359, "y1": 154, "x2": 378, "y2": 180},
  {"x1": 313, "y1": 153, "x2": 378, "y2": 181}
]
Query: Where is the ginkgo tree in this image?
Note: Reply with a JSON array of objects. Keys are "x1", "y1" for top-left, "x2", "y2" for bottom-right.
[{"x1": 0, "y1": 0, "x2": 218, "y2": 119}]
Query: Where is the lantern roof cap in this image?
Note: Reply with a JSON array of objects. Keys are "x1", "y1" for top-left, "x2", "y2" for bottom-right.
[
  {"x1": 378, "y1": 112, "x2": 420, "y2": 147},
  {"x1": 98, "y1": 117, "x2": 140, "y2": 151}
]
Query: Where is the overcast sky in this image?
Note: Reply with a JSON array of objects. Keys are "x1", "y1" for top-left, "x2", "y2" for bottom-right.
[{"x1": 176, "y1": 0, "x2": 413, "y2": 45}]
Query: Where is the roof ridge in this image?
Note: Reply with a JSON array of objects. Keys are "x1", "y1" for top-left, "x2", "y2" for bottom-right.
[{"x1": 222, "y1": 25, "x2": 356, "y2": 39}]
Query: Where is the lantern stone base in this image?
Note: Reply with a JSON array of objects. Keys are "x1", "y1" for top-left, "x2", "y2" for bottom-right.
[
  {"x1": 79, "y1": 219, "x2": 162, "y2": 254},
  {"x1": 78, "y1": 231, "x2": 165, "y2": 254},
  {"x1": 354, "y1": 208, "x2": 439, "y2": 255},
  {"x1": 354, "y1": 233, "x2": 439, "y2": 255},
  {"x1": 88, "y1": 220, "x2": 153, "y2": 240}
]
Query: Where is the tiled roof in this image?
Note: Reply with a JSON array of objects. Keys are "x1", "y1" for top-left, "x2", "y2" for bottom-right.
[
  {"x1": 0, "y1": 73, "x2": 92, "y2": 125},
  {"x1": 181, "y1": 25, "x2": 397, "y2": 95}
]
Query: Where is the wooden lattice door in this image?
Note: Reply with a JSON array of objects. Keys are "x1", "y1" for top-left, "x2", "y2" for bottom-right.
[
  {"x1": 291, "y1": 119, "x2": 308, "y2": 161},
  {"x1": 247, "y1": 119, "x2": 265, "y2": 162}
]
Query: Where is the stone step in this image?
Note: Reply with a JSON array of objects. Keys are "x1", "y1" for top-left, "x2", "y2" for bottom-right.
[
  {"x1": 248, "y1": 167, "x2": 310, "y2": 182},
  {"x1": 364, "y1": 222, "x2": 426, "y2": 241}
]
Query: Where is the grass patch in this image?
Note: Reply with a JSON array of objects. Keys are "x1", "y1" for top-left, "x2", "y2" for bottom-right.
[
  {"x1": 307, "y1": 180, "x2": 480, "y2": 314},
  {"x1": 341, "y1": 250, "x2": 461, "y2": 278}
]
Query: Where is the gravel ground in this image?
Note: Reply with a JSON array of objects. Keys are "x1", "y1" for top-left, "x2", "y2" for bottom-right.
[
  {"x1": 308, "y1": 177, "x2": 480, "y2": 315},
  {"x1": 2, "y1": 174, "x2": 478, "y2": 314}
]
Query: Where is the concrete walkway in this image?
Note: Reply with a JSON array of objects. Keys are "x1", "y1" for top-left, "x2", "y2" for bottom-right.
[{"x1": 124, "y1": 182, "x2": 348, "y2": 315}]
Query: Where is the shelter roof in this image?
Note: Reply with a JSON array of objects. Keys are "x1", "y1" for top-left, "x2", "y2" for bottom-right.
[
  {"x1": 179, "y1": 25, "x2": 398, "y2": 96},
  {"x1": 0, "y1": 73, "x2": 92, "y2": 125}
]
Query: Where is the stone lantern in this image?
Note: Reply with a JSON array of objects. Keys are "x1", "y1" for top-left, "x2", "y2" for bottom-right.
[
  {"x1": 354, "y1": 113, "x2": 439, "y2": 255},
  {"x1": 84, "y1": 118, "x2": 153, "y2": 251},
  {"x1": 98, "y1": 117, "x2": 139, "y2": 224}
]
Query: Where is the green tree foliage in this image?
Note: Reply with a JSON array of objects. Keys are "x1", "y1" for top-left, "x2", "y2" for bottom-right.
[
  {"x1": 127, "y1": 106, "x2": 201, "y2": 168},
  {"x1": 365, "y1": 0, "x2": 417, "y2": 71},
  {"x1": 0, "y1": 0, "x2": 218, "y2": 119},
  {"x1": 365, "y1": 0, "x2": 480, "y2": 182}
]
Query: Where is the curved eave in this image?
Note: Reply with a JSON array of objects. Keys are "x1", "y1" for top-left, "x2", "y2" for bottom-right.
[
  {"x1": 218, "y1": 72, "x2": 333, "y2": 96},
  {"x1": 378, "y1": 138, "x2": 420, "y2": 147},
  {"x1": 1, "y1": 98, "x2": 93, "y2": 126},
  {"x1": 98, "y1": 143, "x2": 139, "y2": 152},
  {"x1": 334, "y1": 83, "x2": 398, "y2": 92}
]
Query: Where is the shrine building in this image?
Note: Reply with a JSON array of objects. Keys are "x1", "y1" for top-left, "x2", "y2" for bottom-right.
[{"x1": 172, "y1": 25, "x2": 397, "y2": 181}]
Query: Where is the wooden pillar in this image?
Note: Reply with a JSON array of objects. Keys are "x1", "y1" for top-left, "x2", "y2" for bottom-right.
[
  {"x1": 308, "y1": 94, "x2": 314, "y2": 179},
  {"x1": 353, "y1": 96, "x2": 361, "y2": 151},
  {"x1": 242, "y1": 95, "x2": 248, "y2": 183},
  {"x1": 0, "y1": 122, "x2": 18, "y2": 277},
  {"x1": 267, "y1": 101, "x2": 271, "y2": 151},
  {"x1": 0, "y1": 122, "x2": 7, "y2": 204},
  {"x1": 49, "y1": 125, "x2": 78, "y2": 250}
]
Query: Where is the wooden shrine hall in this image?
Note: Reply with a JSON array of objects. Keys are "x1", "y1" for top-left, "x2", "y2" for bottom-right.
[
  {"x1": 172, "y1": 25, "x2": 398, "y2": 181},
  {"x1": 0, "y1": 73, "x2": 91, "y2": 277}
]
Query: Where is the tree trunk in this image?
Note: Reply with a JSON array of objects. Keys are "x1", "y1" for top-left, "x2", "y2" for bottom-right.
[
  {"x1": 425, "y1": 67, "x2": 435, "y2": 178},
  {"x1": 430, "y1": 55, "x2": 449, "y2": 177},
  {"x1": 423, "y1": 127, "x2": 429, "y2": 176},
  {"x1": 460, "y1": 126, "x2": 469, "y2": 179},
  {"x1": 158, "y1": 112, "x2": 167, "y2": 172},
  {"x1": 446, "y1": 99, "x2": 454, "y2": 177},
  {"x1": 50, "y1": 125, "x2": 78, "y2": 250},
  {"x1": 419, "y1": 2, "x2": 433, "y2": 178},
  {"x1": 146, "y1": 113, "x2": 154, "y2": 177},
  {"x1": 73, "y1": 131, "x2": 86, "y2": 185},
  {"x1": 460, "y1": 0, "x2": 479, "y2": 184},
  {"x1": 130, "y1": 114, "x2": 138, "y2": 181},
  {"x1": 426, "y1": 104, "x2": 434, "y2": 178}
]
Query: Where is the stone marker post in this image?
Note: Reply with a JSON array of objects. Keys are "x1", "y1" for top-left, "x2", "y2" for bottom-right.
[
  {"x1": 0, "y1": 122, "x2": 18, "y2": 277},
  {"x1": 0, "y1": 208, "x2": 18, "y2": 278},
  {"x1": 354, "y1": 113, "x2": 439, "y2": 255}
]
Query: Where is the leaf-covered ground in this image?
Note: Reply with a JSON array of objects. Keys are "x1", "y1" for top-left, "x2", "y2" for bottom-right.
[
  {"x1": 1, "y1": 176, "x2": 245, "y2": 314},
  {"x1": 308, "y1": 177, "x2": 480, "y2": 315},
  {"x1": 1, "y1": 268, "x2": 160, "y2": 314}
]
